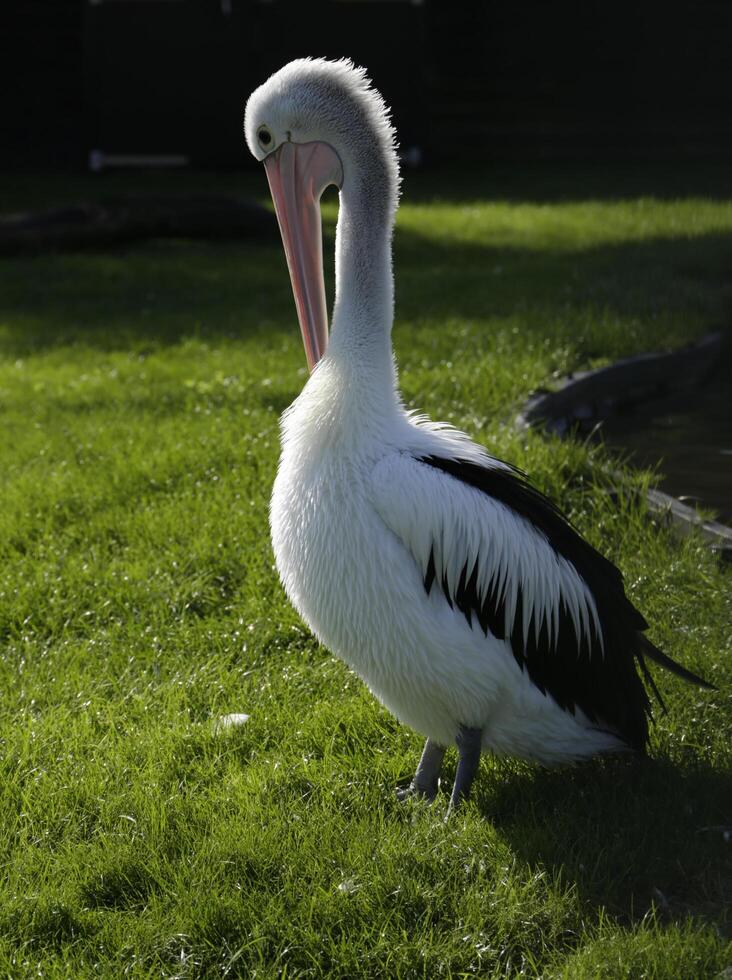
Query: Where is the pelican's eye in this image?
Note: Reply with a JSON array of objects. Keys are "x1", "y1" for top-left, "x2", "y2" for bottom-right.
[{"x1": 258, "y1": 126, "x2": 273, "y2": 149}]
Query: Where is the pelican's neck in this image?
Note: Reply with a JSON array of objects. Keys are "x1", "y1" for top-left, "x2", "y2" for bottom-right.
[{"x1": 326, "y1": 164, "x2": 397, "y2": 394}]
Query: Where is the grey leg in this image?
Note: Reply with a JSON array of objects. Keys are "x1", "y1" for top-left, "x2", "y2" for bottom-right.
[
  {"x1": 397, "y1": 738, "x2": 446, "y2": 801},
  {"x1": 448, "y1": 725, "x2": 483, "y2": 812}
]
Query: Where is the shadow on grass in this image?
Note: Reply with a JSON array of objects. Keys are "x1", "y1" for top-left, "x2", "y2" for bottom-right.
[
  {"x1": 471, "y1": 753, "x2": 732, "y2": 926},
  {"x1": 404, "y1": 160, "x2": 732, "y2": 205},
  {"x1": 3, "y1": 160, "x2": 732, "y2": 212},
  {"x1": 0, "y1": 226, "x2": 731, "y2": 359}
]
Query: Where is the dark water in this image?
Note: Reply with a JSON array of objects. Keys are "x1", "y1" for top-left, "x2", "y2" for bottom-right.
[{"x1": 599, "y1": 368, "x2": 732, "y2": 527}]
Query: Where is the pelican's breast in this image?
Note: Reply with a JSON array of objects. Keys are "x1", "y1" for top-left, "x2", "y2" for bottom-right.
[
  {"x1": 270, "y1": 358, "x2": 405, "y2": 649},
  {"x1": 271, "y1": 439, "x2": 390, "y2": 663}
]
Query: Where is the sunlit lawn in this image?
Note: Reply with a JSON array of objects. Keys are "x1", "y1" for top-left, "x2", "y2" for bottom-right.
[{"x1": 0, "y1": 164, "x2": 730, "y2": 977}]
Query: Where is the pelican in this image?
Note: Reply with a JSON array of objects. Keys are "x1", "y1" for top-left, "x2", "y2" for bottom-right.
[{"x1": 244, "y1": 59, "x2": 711, "y2": 811}]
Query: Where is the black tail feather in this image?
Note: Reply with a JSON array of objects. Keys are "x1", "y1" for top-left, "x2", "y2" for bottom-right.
[
  {"x1": 636, "y1": 651, "x2": 668, "y2": 714},
  {"x1": 639, "y1": 635, "x2": 716, "y2": 691}
]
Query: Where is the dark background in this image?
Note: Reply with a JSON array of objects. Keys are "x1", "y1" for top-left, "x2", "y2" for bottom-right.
[{"x1": 3, "y1": 0, "x2": 732, "y2": 173}]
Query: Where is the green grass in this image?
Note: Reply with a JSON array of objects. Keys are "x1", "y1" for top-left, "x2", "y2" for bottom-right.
[{"x1": 0, "y1": 165, "x2": 731, "y2": 978}]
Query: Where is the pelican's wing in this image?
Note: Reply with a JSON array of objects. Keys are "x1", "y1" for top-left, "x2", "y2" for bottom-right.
[{"x1": 371, "y1": 451, "x2": 710, "y2": 747}]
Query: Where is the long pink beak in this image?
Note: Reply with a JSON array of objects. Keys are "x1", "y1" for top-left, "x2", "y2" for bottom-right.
[{"x1": 263, "y1": 141, "x2": 343, "y2": 372}]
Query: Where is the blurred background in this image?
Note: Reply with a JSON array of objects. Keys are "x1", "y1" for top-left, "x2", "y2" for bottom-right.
[
  {"x1": 4, "y1": 0, "x2": 732, "y2": 172},
  {"x1": 1, "y1": 0, "x2": 731, "y2": 527}
]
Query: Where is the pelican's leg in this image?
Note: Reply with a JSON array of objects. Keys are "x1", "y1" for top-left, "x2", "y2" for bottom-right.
[
  {"x1": 397, "y1": 738, "x2": 446, "y2": 801},
  {"x1": 448, "y1": 725, "x2": 483, "y2": 812}
]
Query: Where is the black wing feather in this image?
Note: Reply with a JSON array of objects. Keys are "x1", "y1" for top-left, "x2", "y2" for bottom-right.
[{"x1": 418, "y1": 454, "x2": 711, "y2": 751}]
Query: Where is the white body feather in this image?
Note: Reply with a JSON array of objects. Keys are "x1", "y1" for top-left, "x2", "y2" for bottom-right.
[{"x1": 271, "y1": 355, "x2": 624, "y2": 763}]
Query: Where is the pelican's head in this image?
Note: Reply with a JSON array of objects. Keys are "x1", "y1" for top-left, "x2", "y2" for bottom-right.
[{"x1": 244, "y1": 58, "x2": 399, "y2": 371}]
